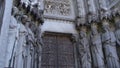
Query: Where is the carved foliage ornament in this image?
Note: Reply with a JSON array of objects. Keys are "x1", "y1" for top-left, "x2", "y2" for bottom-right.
[{"x1": 44, "y1": 0, "x2": 71, "y2": 16}]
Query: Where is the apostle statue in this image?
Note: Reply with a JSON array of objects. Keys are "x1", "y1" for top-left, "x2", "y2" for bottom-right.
[
  {"x1": 115, "y1": 16, "x2": 120, "y2": 46},
  {"x1": 21, "y1": 15, "x2": 31, "y2": 68},
  {"x1": 21, "y1": 15, "x2": 38, "y2": 68},
  {"x1": 6, "y1": 9, "x2": 27, "y2": 68},
  {"x1": 101, "y1": 20, "x2": 120, "y2": 68},
  {"x1": 5, "y1": 6, "x2": 20, "y2": 68},
  {"x1": 114, "y1": 16, "x2": 120, "y2": 61},
  {"x1": 90, "y1": 23, "x2": 105, "y2": 68},
  {"x1": 78, "y1": 26, "x2": 92, "y2": 68}
]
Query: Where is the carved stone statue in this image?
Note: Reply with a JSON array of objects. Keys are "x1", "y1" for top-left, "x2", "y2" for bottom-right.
[
  {"x1": 11, "y1": 13, "x2": 27, "y2": 68},
  {"x1": 78, "y1": 26, "x2": 92, "y2": 68},
  {"x1": 21, "y1": 15, "x2": 38, "y2": 68},
  {"x1": 5, "y1": 6, "x2": 20, "y2": 68},
  {"x1": 0, "y1": 0, "x2": 5, "y2": 31},
  {"x1": 115, "y1": 16, "x2": 120, "y2": 46},
  {"x1": 19, "y1": 15, "x2": 29, "y2": 68},
  {"x1": 90, "y1": 23, "x2": 105, "y2": 68},
  {"x1": 101, "y1": 20, "x2": 120, "y2": 68},
  {"x1": 21, "y1": 15, "x2": 43, "y2": 68},
  {"x1": 114, "y1": 16, "x2": 120, "y2": 61}
]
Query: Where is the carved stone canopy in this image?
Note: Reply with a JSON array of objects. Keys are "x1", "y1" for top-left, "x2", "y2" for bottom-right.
[{"x1": 12, "y1": 0, "x2": 43, "y2": 23}]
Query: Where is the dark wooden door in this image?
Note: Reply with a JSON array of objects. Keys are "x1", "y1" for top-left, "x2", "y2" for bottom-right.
[{"x1": 41, "y1": 33, "x2": 75, "y2": 68}]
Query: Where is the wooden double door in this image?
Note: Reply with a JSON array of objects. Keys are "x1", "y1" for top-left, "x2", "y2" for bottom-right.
[{"x1": 41, "y1": 33, "x2": 75, "y2": 68}]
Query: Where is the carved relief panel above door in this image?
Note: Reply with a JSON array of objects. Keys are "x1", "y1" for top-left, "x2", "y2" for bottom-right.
[
  {"x1": 44, "y1": 0, "x2": 71, "y2": 16},
  {"x1": 44, "y1": 0, "x2": 75, "y2": 20}
]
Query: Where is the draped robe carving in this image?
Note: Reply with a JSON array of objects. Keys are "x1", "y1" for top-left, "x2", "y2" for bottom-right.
[
  {"x1": 101, "y1": 21, "x2": 120, "y2": 68},
  {"x1": 19, "y1": 15, "x2": 43, "y2": 68},
  {"x1": 115, "y1": 18, "x2": 120, "y2": 61},
  {"x1": 24, "y1": 23, "x2": 33, "y2": 68},
  {"x1": 90, "y1": 24, "x2": 105, "y2": 68},
  {"x1": 78, "y1": 27, "x2": 91, "y2": 68}
]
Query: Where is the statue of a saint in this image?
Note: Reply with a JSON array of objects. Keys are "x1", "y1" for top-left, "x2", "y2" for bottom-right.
[
  {"x1": 90, "y1": 23, "x2": 105, "y2": 68},
  {"x1": 78, "y1": 26, "x2": 92, "y2": 68},
  {"x1": 115, "y1": 17, "x2": 120, "y2": 46},
  {"x1": 114, "y1": 16, "x2": 120, "y2": 61},
  {"x1": 21, "y1": 15, "x2": 36, "y2": 68},
  {"x1": 101, "y1": 20, "x2": 120, "y2": 68}
]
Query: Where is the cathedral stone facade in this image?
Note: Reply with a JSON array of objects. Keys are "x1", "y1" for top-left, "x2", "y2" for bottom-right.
[{"x1": 0, "y1": 0, "x2": 120, "y2": 68}]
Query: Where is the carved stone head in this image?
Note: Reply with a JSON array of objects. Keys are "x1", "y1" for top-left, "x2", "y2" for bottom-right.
[
  {"x1": 79, "y1": 26, "x2": 86, "y2": 38},
  {"x1": 12, "y1": 6, "x2": 19, "y2": 16},
  {"x1": 91, "y1": 23, "x2": 98, "y2": 35},
  {"x1": 21, "y1": 15, "x2": 29, "y2": 25},
  {"x1": 102, "y1": 20, "x2": 110, "y2": 32}
]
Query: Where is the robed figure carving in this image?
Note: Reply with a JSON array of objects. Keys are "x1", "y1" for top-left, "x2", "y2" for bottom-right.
[
  {"x1": 101, "y1": 21, "x2": 120, "y2": 68},
  {"x1": 90, "y1": 23, "x2": 105, "y2": 68},
  {"x1": 115, "y1": 17, "x2": 120, "y2": 61},
  {"x1": 78, "y1": 26, "x2": 92, "y2": 68},
  {"x1": 20, "y1": 15, "x2": 32, "y2": 68}
]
